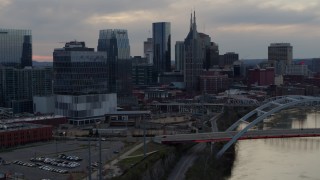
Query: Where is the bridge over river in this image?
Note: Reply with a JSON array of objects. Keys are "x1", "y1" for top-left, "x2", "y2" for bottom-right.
[
  {"x1": 153, "y1": 95, "x2": 320, "y2": 158},
  {"x1": 153, "y1": 128, "x2": 320, "y2": 144}
]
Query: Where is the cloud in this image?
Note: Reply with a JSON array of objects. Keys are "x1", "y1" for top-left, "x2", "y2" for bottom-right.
[
  {"x1": 86, "y1": 11, "x2": 155, "y2": 25},
  {"x1": 0, "y1": 0, "x2": 11, "y2": 9},
  {"x1": 257, "y1": 0, "x2": 319, "y2": 12},
  {"x1": 1, "y1": 0, "x2": 320, "y2": 60}
]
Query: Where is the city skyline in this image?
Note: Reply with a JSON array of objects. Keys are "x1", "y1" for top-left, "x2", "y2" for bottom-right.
[{"x1": 1, "y1": 0, "x2": 320, "y2": 61}]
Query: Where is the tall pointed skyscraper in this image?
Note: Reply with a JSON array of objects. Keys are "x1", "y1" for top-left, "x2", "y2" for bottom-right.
[{"x1": 184, "y1": 11, "x2": 203, "y2": 92}]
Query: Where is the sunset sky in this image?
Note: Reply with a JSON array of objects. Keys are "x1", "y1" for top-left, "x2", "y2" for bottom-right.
[{"x1": 1, "y1": 0, "x2": 320, "y2": 61}]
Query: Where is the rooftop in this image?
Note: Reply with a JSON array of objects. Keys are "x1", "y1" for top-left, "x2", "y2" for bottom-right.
[{"x1": 0, "y1": 123, "x2": 51, "y2": 133}]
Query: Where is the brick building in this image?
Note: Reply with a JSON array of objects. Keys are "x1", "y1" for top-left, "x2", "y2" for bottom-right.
[
  {"x1": 199, "y1": 72, "x2": 230, "y2": 94},
  {"x1": 248, "y1": 67, "x2": 275, "y2": 86},
  {"x1": 0, "y1": 123, "x2": 52, "y2": 148}
]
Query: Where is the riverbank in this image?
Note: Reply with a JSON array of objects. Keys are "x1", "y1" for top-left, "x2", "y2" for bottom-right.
[{"x1": 185, "y1": 107, "x2": 253, "y2": 180}]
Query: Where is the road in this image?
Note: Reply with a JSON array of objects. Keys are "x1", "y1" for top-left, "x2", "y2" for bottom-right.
[
  {"x1": 167, "y1": 143, "x2": 206, "y2": 180},
  {"x1": 167, "y1": 113, "x2": 221, "y2": 180}
]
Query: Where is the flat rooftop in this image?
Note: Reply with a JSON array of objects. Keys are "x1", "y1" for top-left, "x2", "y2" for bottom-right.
[
  {"x1": 0, "y1": 123, "x2": 51, "y2": 133},
  {"x1": 106, "y1": 111, "x2": 151, "y2": 115},
  {"x1": 0, "y1": 115, "x2": 65, "y2": 124}
]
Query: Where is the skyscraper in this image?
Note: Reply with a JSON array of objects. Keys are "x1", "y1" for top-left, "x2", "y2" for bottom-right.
[
  {"x1": 0, "y1": 66, "x2": 53, "y2": 114},
  {"x1": 53, "y1": 41, "x2": 116, "y2": 125},
  {"x1": 220, "y1": 52, "x2": 239, "y2": 67},
  {"x1": 0, "y1": 67, "x2": 33, "y2": 114},
  {"x1": 268, "y1": 43, "x2": 293, "y2": 75},
  {"x1": 0, "y1": 29, "x2": 32, "y2": 68},
  {"x1": 144, "y1": 38, "x2": 153, "y2": 64},
  {"x1": 98, "y1": 29, "x2": 130, "y2": 60},
  {"x1": 184, "y1": 12, "x2": 203, "y2": 92},
  {"x1": 175, "y1": 41, "x2": 184, "y2": 71},
  {"x1": 152, "y1": 22, "x2": 171, "y2": 75},
  {"x1": 98, "y1": 29, "x2": 130, "y2": 93}
]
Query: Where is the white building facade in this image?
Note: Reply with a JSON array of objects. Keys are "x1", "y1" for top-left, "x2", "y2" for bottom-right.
[{"x1": 55, "y1": 93, "x2": 117, "y2": 125}]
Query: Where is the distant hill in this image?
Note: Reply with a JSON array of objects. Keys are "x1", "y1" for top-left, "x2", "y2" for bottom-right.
[
  {"x1": 33, "y1": 61, "x2": 53, "y2": 67},
  {"x1": 241, "y1": 59, "x2": 267, "y2": 66}
]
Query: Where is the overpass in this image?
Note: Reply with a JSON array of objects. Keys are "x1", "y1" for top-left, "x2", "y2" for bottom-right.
[
  {"x1": 153, "y1": 128, "x2": 320, "y2": 144},
  {"x1": 153, "y1": 95, "x2": 320, "y2": 158}
]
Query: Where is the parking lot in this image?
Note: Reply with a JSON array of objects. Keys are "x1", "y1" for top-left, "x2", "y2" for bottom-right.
[{"x1": 0, "y1": 139, "x2": 124, "y2": 180}]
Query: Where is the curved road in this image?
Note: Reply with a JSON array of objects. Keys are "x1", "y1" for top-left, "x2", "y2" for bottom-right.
[{"x1": 167, "y1": 143, "x2": 206, "y2": 180}]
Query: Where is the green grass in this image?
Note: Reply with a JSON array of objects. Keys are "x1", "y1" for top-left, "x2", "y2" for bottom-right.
[
  {"x1": 129, "y1": 142, "x2": 167, "y2": 156},
  {"x1": 117, "y1": 156, "x2": 145, "y2": 170},
  {"x1": 113, "y1": 148, "x2": 174, "y2": 180}
]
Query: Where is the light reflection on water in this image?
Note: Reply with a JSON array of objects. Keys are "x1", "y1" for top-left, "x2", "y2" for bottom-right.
[{"x1": 228, "y1": 110, "x2": 320, "y2": 180}]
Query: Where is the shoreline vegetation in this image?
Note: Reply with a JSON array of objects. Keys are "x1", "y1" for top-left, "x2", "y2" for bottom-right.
[
  {"x1": 185, "y1": 106, "x2": 253, "y2": 180},
  {"x1": 113, "y1": 106, "x2": 254, "y2": 180}
]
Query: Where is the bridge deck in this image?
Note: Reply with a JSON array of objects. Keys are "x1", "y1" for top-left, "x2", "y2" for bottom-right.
[{"x1": 154, "y1": 128, "x2": 320, "y2": 144}]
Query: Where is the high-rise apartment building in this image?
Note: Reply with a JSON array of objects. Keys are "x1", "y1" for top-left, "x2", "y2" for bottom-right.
[
  {"x1": 153, "y1": 22, "x2": 171, "y2": 75},
  {"x1": 98, "y1": 29, "x2": 130, "y2": 93},
  {"x1": 268, "y1": 43, "x2": 293, "y2": 67},
  {"x1": 53, "y1": 41, "x2": 116, "y2": 125},
  {"x1": 184, "y1": 12, "x2": 203, "y2": 92},
  {"x1": 144, "y1": 38, "x2": 153, "y2": 64},
  {"x1": 0, "y1": 29, "x2": 32, "y2": 68},
  {"x1": 175, "y1": 41, "x2": 184, "y2": 71}
]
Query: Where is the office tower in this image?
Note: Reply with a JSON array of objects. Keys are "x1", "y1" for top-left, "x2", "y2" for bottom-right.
[
  {"x1": 206, "y1": 42, "x2": 219, "y2": 68},
  {"x1": 311, "y1": 58, "x2": 320, "y2": 73},
  {"x1": 184, "y1": 11, "x2": 203, "y2": 92},
  {"x1": 144, "y1": 38, "x2": 153, "y2": 64},
  {"x1": 97, "y1": 29, "x2": 130, "y2": 60},
  {"x1": 233, "y1": 60, "x2": 244, "y2": 77},
  {"x1": 268, "y1": 43, "x2": 293, "y2": 75},
  {"x1": 175, "y1": 41, "x2": 185, "y2": 71},
  {"x1": 0, "y1": 66, "x2": 53, "y2": 114},
  {"x1": 285, "y1": 64, "x2": 309, "y2": 76},
  {"x1": 198, "y1": 33, "x2": 211, "y2": 70},
  {"x1": 153, "y1": 22, "x2": 171, "y2": 75},
  {"x1": 0, "y1": 29, "x2": 32, "y2": 68},
  {"x1": 132, "y1": 56, "x2": 155, "y2": 86},
  {"x1": 220, "y1": 52, "x2": 239, "y2": 67},
  {"x1": 53, "y1": 41, "x2": 116, "y2": 125},
  {"x1": 116, "y1": 59, "x2": 132, "y2": 96},
  {"x1": 98, "y1": 29, "x2": 130, "y2": 93},
  {"x1": 0, "y1": 67, "x2": 33, "y2": 114},
  {"x1": 32, "y1": 67, "x2": 53, "y2": 96}
]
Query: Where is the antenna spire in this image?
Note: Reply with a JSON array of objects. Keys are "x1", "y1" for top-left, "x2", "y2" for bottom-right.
[{"x1": 190, "y1": 11, "x2": 193, "y2": 30}]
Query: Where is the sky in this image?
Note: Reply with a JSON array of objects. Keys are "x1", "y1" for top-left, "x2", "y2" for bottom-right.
[{"x1": 1, "y1": 0, "x2": 320, "y2": 62}]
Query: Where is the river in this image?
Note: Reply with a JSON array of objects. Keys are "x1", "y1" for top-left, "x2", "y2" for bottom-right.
[{"x1": 228, "y1": 109, "x2": 320, "y2": 180}]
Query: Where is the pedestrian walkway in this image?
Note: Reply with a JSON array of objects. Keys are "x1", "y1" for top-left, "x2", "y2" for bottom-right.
[{"x1": 83, "y1": 140, "x2": 149, "y2": 180}]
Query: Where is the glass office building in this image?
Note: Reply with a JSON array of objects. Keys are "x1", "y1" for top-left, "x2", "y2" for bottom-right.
[
  {"x1": 98, "y1": 29, "x2": 130, "y2": 93},
  {"x1": 97, "y1": 29, "x2": 130, "y2": 60},
  {"x1": 53, "y1": 41, "x2": 109, "y2": 95},
  {"x1": 53, "y1": 41, "x2": 117, "y2": 125},
  {"x1": 0, "y1": 29, "x2": 32, "y2": 68},
  {"x1": 152, "y1": 22, "x2": 171, "y2": 75}
]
